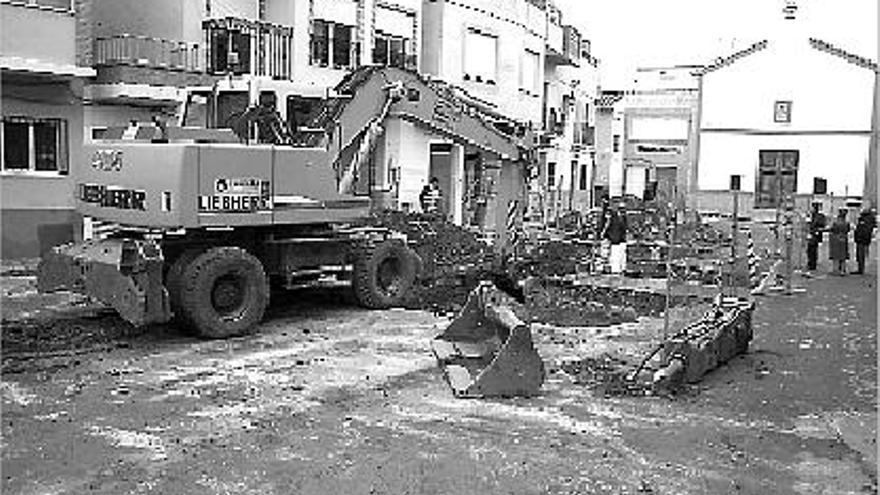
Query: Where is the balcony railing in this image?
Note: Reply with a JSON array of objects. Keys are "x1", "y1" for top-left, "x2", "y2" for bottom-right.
[
  {"x1": 204, "y1": 17, "x2": 294, "y2": 80},
  {"x1": 94, "y1": 34, "x2": 203, "y2": 72}
]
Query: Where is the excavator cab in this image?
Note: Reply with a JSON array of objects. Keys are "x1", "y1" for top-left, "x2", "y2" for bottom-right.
[{"x1": 177, "y1": 79, "x2": 332, "y2": 146}]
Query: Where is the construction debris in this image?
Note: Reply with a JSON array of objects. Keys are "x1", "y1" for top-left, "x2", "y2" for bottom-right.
[{"x1": 651, "y1": 296, "x2": 755, "y2": 392}]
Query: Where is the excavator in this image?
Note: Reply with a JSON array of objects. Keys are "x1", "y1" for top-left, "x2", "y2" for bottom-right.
[{"x1": 37, "y1": 66, "x2": 531, "y2": 340}]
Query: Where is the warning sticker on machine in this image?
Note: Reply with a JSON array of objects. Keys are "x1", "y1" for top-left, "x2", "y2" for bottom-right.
[{"x1": 200, "y1": 177, "x2": 271, "y2": 213}]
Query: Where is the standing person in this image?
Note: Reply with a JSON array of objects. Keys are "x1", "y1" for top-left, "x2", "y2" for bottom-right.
[
  {"x1": 602, "y1": 202, "x2": 628, "y2": 274},
  {"x1": 806, "y1": 203, "x2": 827, "y2": 271},
  {"x1": 853, "y1": 207, "x2": 876, "y2": 274},
  {"x1": 419, "y1": 177, "x2": 443, "y2": 216},
  {"x1": 828, "y1": 209, "x2": 850, "y2": 276}
]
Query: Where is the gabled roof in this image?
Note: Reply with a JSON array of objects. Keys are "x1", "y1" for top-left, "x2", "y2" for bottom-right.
[
  {"x1": 808, "y1": 38, "x2": 878, "y2": 72},
  {"x1": 695, "y1": 40, "x2": 769, "y2": 75},
  {"x1": 695, "y1": 37, "x2": 878, "y2": 76}
]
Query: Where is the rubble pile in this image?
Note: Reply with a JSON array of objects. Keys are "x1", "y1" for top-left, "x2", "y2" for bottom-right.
[
  {"x1": 515, "y1": 240, "x2": 586, "y2": 278},
  {"x1": 559, "y1": 355, "x2": 649, "y2": 397},
  {"x1": 523, "y1": 277, "x2": 713, "y2": 326},
  {"x1": 370, "y1": 210, "x2": 493, "y2": 278},
  {"x1": 370, "y1": 211, "x2": 497, "y2": 311},
  {"x1": 524, "y1": 278, "x2": 638, "y2": 327}
]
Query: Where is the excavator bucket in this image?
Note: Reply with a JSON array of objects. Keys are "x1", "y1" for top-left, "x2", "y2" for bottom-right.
[
  {"x1": 37, "y1": 238, "x2": 171, "y2": 326},
  {"x1": 431, "y1": 282, "x2": 545, "y2": 398}
]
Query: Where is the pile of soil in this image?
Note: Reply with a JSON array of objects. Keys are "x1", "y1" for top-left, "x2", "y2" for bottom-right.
[{"x1": 369, "y1": 211, "x2": 497, "y2": 312}]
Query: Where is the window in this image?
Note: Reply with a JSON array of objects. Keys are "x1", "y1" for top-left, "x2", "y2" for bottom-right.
[
  {"x1": 183, "y1": 92, "x2": 210, "y2": 128},
  {"x1": 463, "y1": 29, "x2": 497, "y2": 84},
  {"x1": 215, "y1": 91, "x2": 250, "y2": 129},
  {"x1": 1, "y1": 117, "x2": 68, "y2": 174},
  {"x1": 209, "y1": 29, "x2": 251, "y2": 75},
  {"x1": 311, "y1": 20, "x2": 356, "y2": 69},
  {"x1": 612, "y1": 134, "x2": 620, "y2": 152},
  {"x1": 579, "y1": 164, "x2": 588, "y2": 190},
  {"x1": 286, "y1": 95, "x2": 321, "y2": 131},
  {"x1": 373, "y1": 31, "x2": 412, "y2": 69},
  {"x1": 332, "y1": 23, "x2": 352, "y2": 68},
  {"x1": 520, "y1": 50, "x2": 540, "y2": 94},
  {"x1": 755, "y1": 150, "x2": 799, "y2": 208},
  {"x1": 547, "y1": 162, "x2": 556, "y2": 187},
  {"x1": 311, "y1": 20, "x2": 330, "y2": 67},
  {"x1": 774, "y1": 100, "x2": 792, "y2": 123}
]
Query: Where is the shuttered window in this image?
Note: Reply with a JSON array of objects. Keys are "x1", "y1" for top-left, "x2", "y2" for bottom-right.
[{"x1": 464, "y1": 29, "x2": 497, "y2": 84}]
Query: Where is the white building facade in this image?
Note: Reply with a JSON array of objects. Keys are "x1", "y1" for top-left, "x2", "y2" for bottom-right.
[{"x1": 695, "y1": 30, "x2": 877, "y2": 214}]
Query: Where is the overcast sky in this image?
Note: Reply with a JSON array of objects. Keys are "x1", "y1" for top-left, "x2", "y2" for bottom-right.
[{"x1": 554, "y1": 0, "x2": 878, "y2": 89}]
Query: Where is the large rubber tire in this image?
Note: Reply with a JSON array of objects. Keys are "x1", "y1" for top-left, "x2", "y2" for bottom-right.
[
  {"x1": 165, "y1": 249, "x2": 202, "y2": 328},
  {"x1": 179, "y1": 247, "x2": 269, "y2": 339},
  {"x1": 352, "y1": 240, "x2": 418, "y2": 309}
]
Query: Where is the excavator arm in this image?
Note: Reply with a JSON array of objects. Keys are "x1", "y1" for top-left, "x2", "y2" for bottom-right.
[{"x1": 294, "y1": 66, "x2": 529, "y2": 195}]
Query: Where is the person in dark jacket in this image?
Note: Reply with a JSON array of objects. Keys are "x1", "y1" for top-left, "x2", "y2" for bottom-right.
[
  {"x1": 828, "y1": 209, "x2": 850, "y2": 276},
  {"x1": 853, "y1": 208, "x2": 876, "y2": 274},
  {"x1": 602, "y1": 202, "x2": 628, "y2": 274},
  {"x1": 806, "y1": 203, "x2": 827, "y2": 271}
]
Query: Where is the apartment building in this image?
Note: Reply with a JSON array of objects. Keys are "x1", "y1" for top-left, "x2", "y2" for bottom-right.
[
  {"x1": 622, "y1": 66, "x2": 699, "y2": 204},
  {"x1": 590, "y1": 67, "x2": 700, "y2": 208},
  {"x1": 1, "y1": 0, "x2": 95, "y2": 258},
  {"x1": 593, "y1": 91, "x2": 625, "y2": 204},
  {"x1": 84, "y1": 0, "x2": 285, "y2": 129},
  {"x1": 536, "y1": 4, "x2": 600, "y2": 221}
]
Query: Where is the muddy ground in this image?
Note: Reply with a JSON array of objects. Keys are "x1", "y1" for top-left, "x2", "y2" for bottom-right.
[{"x1": 1, "y1": 251, "x2": 876, "y2": 494}]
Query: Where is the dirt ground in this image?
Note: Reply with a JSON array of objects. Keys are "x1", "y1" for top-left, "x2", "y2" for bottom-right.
[{"x1": 1, "y1": 250, "x2": 876, "y2": 494}]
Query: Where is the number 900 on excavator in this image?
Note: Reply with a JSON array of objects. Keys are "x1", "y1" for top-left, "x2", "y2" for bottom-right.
[{"x1": 37, "y1": 67, "x2": 527, "y2": 338}]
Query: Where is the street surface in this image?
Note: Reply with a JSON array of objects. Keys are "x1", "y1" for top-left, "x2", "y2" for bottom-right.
[{"x1": 1, "y1": 253, "x2": 877, "y2": 494}]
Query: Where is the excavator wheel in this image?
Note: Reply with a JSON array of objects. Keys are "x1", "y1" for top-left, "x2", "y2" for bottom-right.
[
  {"x1": 178, "y1": 247, "x2": 269, "y2": 339},
  {"x1": 165, "y1": 249, "x2": 202, "y2": 328},
  {"x1": 352, "y1": 240, "x2": 418, "y2": 309}
]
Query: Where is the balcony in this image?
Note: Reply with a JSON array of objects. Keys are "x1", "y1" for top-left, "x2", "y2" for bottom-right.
[
  {"x1": 573, "y1": 123, "x2": 595, "y2": 148},
  {"x1": 562, "y1": 25, "x2": 581, "y2": 65},
  {"x1": 92, "y1": 34, "x2": 214, "y2": 92},
  {"x1": 95, "y1": 35, "x2": 203, "y2": 72},
  {"x1": 204, "y1": 17, "x2": 294, "y2": 80}
]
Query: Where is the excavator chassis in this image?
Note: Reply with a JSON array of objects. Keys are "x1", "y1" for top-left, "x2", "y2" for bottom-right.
[{"x1": 37, "y1": 238, "x2": 171, "y2": 326}]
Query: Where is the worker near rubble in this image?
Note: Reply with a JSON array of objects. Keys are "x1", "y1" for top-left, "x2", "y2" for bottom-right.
[
  {"x1": 828, "y1": 209, "x2": 850, "y2": 276},
  {"x1": 853, "y1": 207, "x2": 876, "y2": 274},
  {"x1": 806, "y1": 202, "x2": 827, "y2": 271},
  {"x1": 419, "y1": 177, "x2": 444, "y2": 216},
  {"x1": 602, "y1": 201, "x2": 628, "y2": 274}
]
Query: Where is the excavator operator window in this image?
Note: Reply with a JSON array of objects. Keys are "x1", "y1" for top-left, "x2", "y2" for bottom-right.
[
  {"x1": 183, "y1": 92, "x2": 211, "y2": 128},
  {"x1": 286, "y1": 95, "x2": 320, "y2": 132},
  {"x1": 216, "y1": 91, "x2": 250, "y2": 129}
]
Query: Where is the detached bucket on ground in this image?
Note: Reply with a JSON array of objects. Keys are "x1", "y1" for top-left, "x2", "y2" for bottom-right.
[{"x1": 431, "y1": 282, "x2": 545, "y2": 398}]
